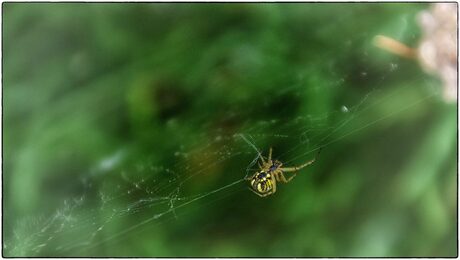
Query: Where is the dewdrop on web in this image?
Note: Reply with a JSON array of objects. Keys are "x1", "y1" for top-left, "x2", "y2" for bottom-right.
[{"x1": 373, "y1": 3, "x2": 457, "y2": 103}]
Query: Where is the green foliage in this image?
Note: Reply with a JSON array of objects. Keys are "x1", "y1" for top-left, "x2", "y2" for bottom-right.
[{"x1": 3, "y1": 3, "x2": 456, "y2": 257}]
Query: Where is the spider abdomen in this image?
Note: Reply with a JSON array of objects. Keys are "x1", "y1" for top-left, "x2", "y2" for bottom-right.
[{"x1": 250, "y1": 172, "x2": 273, "y2": 194}]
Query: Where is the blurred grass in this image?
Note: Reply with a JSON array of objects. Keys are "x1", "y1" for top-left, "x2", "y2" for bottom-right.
[{"x1": 3, "y1": 3, "x2": 457, "y2": 257}]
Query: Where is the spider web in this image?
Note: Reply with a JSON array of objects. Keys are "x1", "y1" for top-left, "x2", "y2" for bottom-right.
[{"x1": 3, "y1": 63, "x2": 440, "y2": 256}]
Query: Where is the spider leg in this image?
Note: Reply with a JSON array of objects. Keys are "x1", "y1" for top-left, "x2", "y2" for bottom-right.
[
  {"x1": 279, "y1": 160, "x2": 313, "y2": 172},
  {"x1": 273, "y1": 171, "x2": 281, "y2": 182},
  {"x1": 268, "y1": 147, "x2": 273, "y2": 162},
  {"x1": 271, "y1": 175, "x2": 277, "y2": 194},
  {"x1": 258, "y1": 150, "x2": 267, "y2": 165},
  {"x1": 278, "y1": 171, "x2": 296, "y2": 183},
  {"x1": 280, "y1": 149, "x2": 321, "y2": 172}
]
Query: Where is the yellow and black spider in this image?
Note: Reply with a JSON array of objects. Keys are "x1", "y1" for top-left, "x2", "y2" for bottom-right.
[{"x1": 246, "y1": 147, "x2": 321, "y2": 197}]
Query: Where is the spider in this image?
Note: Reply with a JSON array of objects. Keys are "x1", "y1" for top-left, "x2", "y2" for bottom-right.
[{"x1": 245, "y1": 147, "x2": 321, "y2": 197}]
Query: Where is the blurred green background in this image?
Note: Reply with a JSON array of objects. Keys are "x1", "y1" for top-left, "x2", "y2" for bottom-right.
[{"x1": 3, "y1": 3, "x2": 457, "y2": 257}]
